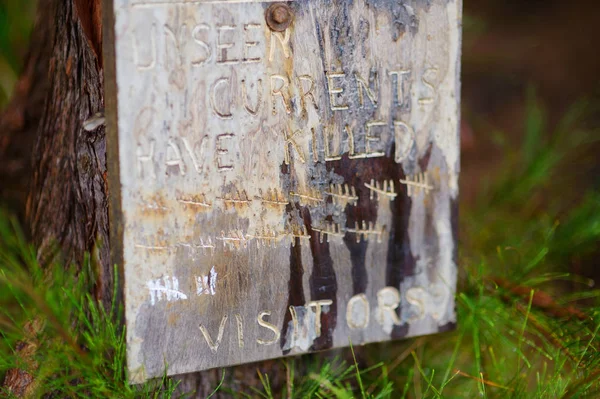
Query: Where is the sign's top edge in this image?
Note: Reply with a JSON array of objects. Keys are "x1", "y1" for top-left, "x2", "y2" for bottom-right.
[{"x1": 130, "y1": 0, "x2": 293, "y2": 7}]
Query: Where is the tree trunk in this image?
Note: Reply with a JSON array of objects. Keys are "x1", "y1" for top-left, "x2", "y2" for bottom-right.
[{"x1": 0, "y1": 0, "x2": 291, "y2": 396}]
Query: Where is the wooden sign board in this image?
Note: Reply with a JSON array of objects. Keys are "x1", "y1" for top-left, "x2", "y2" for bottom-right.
[{"x1": 103, "y1": 0, "x2": 462, "y2": 383}]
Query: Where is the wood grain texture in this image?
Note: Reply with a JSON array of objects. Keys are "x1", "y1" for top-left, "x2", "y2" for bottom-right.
[{"x1": 105, "y1": 0, "x2": 462, "y2": 384}]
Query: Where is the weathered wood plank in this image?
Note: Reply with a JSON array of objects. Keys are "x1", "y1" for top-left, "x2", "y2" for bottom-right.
[{"x1": 103, "y1": 0, "x2": 462, "y2": 383}]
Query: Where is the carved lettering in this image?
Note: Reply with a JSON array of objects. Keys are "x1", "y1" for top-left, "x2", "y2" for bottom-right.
[
  {"x1": 286, "y1": 224, "x2": 311, "y2": 246},
  {"x1": 393, "y1": 121, "x2": 415, "y2": 163},
  {"x1": 137, "y1": 140, "x2": 156, "y2": 179},
  {"x1": 375, "y1": 287, "x2": 401, "y2": 334},
  {"x1": 406, "y1": 284, "x2": 451, "y2": 322},
  {"x1": 218, "y1": 190, "x2": 251, "y2": 210},
  {"x1": 132, "y1": 24, "x2": 157, "y2": 70},
  {"x1": 216, "y1": 133, "x2": 235, "y2": 172},
  {"x1": 429, "y1": 283, "x2": 451, "y2": 321},
  {"x1": 199, "y1": 315, "x2": 228, "y2": 353},
  {"x1": 345, "y1": 124, "x2": 356, "y2": 157},
  {"x1": 136, "y1": 241, "x2": 169, "y2": 252},
  {"x1": 140, "y1": 196, "x2": 169, "y2": 213},
  {"x1": 191, "y1": 23, "x2": 212, "y2": 66},
  {"x1": 282, "y1": 129, "x2": 306, "y2": 165},
  {"x1": 346, "y1": 294, "x2": 370, "y2": 330},
  {"x1": 241, "y1": 78, "x2": 263, "y2": 116},
  {"x1": 310, "y1": 128, "x2": 319, "y2": 163},
  {"x1": 288, "y1": 305, "x2": 300, "y2": 345},
  {"x1": 257, "y1": 311, "x2": 281, "y2": 345},
  {"x1": 365, "y1": 179, "x2": 397, "y2": 201},
  {"x1": 270, "y1": 75, "x2": 292, "y2": 115},
  {"x1": 323, "y1": 126, "x2": 342, "y2": 161},
  {"x1": 118, "y1": 0, "x2": 461, "y2": 377},
  {"x1": 400, "y1": 172, "x2": 433, "y2": 197},
  {"x1": 307, "y1": 300, "x2": 333, "y2": 337},
  {"x1": 210, "y1": 78, "x2": 233, "y2": 119},
  {"x1": 247, "y1": 227, "x2": 284, "y2": 248},
  {"x1": 364, "y1": 120, "x2": 386, "y2": 157},
  {"x1": 405, "y1": 287, "x2": 426, "y2": 322},
  {"x1": 178, "y1": 237, "x2": 215, "y2": 254},
  {"x1": 388, "y1": 70, "x2": 411, "y2": 106},
  {"x1": 347, "y1": 221, "x2": 386, "y2": 243},
  {"x1": 216, "y1": 230, "x2": 249, "y2": 250},
  {"x1": 255, "y1": 188, "x2": 288, "y2": 207},
  {"x1": 216, "y1": 25, "x2": 238, "y2": 64},
  {"x1": 195, "y1": 266, "x2": 217, "y2": 296},
  {"x1": 269, "y1": 29, "x2": 291, "y2": 62},
  {"x1": 182, "y1": 136, "x2": 208, "y2": 173},
  {"x1": 326, "y1": 72, "x2": 349, "y2": 111},
  {"x1": 242, "y1": 24, "x2": 261, "y2": 63},
  {"x1": 326, "y1": 184, "x2": 358, "y2": 207},
  {"x1": 312, "y1": 222, "x2": 344, "y2": 244},
  {"x1": 289, "y1": 188, "x2": 322, "y2": 206},
  {"x1": 347, "y1": 121, "x2": 386, "y2": 159},
  {"x1": 165, "y1": 139, "x2": 186, "y2": 175},
  {"x1": 164, "y1": 24, "x2": 185, "y2": 68},
  {"x1": 177, "y1": 193, "x2": 212, "y2": 209},
  {"x1": 235, "y1": 314, "x2": 244, "y2": 348},
  {"x1": 298, "y1": 75, "x2": 318, "y2": 112},
  {"x1": 419, "y1": 67, "x2": 438, "y2": 105},
  {"x1": 355, "y1": 71, "x2": 378, "y2": 108},
  {"x1": 147, "y1": 276, "x2": 187, "y2": 305}
]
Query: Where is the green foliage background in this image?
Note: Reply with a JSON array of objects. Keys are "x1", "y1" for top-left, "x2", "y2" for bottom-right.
[{"x1": 1, "y1": 1, "x2": 600, "y2": 398}]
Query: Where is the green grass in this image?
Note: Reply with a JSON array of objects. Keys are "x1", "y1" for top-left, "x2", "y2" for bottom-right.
[{"x1": 0, "y1": 96, "x2": 599, "y2": 397}]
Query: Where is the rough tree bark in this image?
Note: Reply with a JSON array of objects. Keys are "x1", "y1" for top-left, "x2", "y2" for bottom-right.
[{"x1": 0, "y1": 0, "x2": 292, "y2": 396}]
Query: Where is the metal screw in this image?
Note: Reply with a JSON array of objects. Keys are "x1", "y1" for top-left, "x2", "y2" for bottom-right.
[{"x1": 266, "y1": 3, "x2": 293, "y2": 32}]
